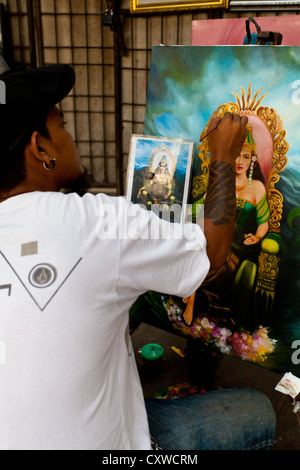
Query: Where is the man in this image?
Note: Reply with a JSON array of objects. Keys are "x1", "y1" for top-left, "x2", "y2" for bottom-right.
[{"x1": 0, "y1": 65, "x2": 276, "y2": 450}]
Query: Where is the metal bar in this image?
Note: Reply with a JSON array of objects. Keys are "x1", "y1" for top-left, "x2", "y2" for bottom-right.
[
  {"x1": 100, "y1": 0, "x2": 108, "y2": 185},
  {"x1": 53, "y1": 0, "x2": 59, "y2": 64},
  {"x1": 146, "y1": 15, "x2": 149, "y2": 91},
  {"x1": 34, "y1": 0, "x2": 44, "y2": 67},
  {"x1": 83, "y1": 0, "x2": 93, "y2": 176},
  {"x1": 67, "y1": 0, "x2": 77, "y2": 146},
  {"x1": 16, "y1": 0, "x2": 25, "y2": 65},
  {"x1": 131, "y1": 14, "x2": 134, "y2": 135},
  {"x1": 114, "y1": 16, "x2": 124, "y2": 195},
  {"x1": 26, "y1": 0, "x2": 37, "y2": 67}
]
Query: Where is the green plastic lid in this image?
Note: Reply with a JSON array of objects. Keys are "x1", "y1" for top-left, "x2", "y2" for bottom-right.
[{"x1": 140, "y1": 343, "x2": 164, "y2": 361}]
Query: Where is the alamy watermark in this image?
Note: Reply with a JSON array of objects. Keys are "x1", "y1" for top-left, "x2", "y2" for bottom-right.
[
  {"x1": 291, "y1": 80, "x2": 300, "y2": 104},
  {"x1": 95, "y1": 200, "x2": 205, "y2": 251},
  {"x1": 291, "y1": 340, "x2": 300, "y2": 365},
  {"x1": 0, "y1": 80, "x2": 6, "y2": 104}
]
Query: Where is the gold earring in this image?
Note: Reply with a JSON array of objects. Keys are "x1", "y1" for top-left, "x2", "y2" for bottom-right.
[{"x1": 43, "y1": 158, "x2": 56, "y2": 171}]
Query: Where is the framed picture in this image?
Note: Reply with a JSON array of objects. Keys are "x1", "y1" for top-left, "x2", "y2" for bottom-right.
[
  {"x1": 126, "y1": 134, "x2": 194, "y2": 224},
  {"x1": 130, "y1": 0, "x2": 228, "y2": 14}
]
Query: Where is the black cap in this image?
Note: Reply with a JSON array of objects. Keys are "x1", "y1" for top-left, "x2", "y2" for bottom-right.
[{"x1": 0, "y1": 64, "x2": 75, "y2": 153}]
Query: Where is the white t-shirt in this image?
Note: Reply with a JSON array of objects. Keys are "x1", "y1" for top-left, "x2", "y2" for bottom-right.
[{"x1": 0, "y1": 191, "x2": 209, "y2": 450}]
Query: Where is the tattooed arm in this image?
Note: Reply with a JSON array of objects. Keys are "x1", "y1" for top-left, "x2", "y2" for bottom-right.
[
  {"x1": 201, "y1": 112, "x2": 249, "y2": 271},
  {"x1": 182, "y1": 113, "x2": 248, "y2": 325}
]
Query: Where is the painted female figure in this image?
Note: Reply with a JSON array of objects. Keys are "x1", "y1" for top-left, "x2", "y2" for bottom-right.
[
  {"x1": 234, "y1": 127, "x2": 269, "y2": 251},
  {"x1": 183, "y1": 126, "x2": 270, "y2": 325}
]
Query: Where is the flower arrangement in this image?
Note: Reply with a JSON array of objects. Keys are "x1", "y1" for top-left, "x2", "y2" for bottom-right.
[
  {"x1": 164, "y1": 296, "x2": 276, "y2": 363},
  {"x1": 155, "y1": 383, "x2": 206, "y2": 399}
]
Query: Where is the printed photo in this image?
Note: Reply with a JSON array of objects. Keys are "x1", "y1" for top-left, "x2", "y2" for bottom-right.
[{"x1": 126, "y1": 135, "x2": 194, "y2": 223}]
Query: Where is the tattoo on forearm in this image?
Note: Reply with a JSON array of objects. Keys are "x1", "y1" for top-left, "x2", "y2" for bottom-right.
[{"x1": 204, "y1": 161, "x2": 236, "y2": 226}]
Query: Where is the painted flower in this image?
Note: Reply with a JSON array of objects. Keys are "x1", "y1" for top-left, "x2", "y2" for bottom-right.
[{"x1": 164, "y1": 297, "x2": 276, "y2": 363}]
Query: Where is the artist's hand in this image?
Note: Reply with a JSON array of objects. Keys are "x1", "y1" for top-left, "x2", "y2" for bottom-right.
[
  {"x1": 208, "y1": 112, "x2": 249, "y2": 164},
  {"x1": 202, "y1": 112, "x2": 248, "y2": 271}
]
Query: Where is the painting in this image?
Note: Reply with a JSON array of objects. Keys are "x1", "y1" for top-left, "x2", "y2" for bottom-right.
[
  {"x1": 130, "y1": 0, "x2": 228, "y2": 14},
  {"x1": 126, "y1": 134, "x2": 194, "y2": 223},
  {"x1": 129, "y1": 45, "x2": 300, "y2": 375}
]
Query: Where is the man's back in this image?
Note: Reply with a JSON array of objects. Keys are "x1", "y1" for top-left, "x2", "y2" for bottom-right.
[{"x1": 0, "y1": 191, "x2": 208, "y2": 449}]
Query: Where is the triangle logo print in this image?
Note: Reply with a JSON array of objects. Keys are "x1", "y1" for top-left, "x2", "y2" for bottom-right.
[{"x1": 0, "y1": 251, "x2": 82, "y2": 312}]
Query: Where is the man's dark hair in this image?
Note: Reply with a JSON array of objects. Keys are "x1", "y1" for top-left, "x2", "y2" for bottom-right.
[
  {"x1": 0, "y1": 114, "x2": 50, "y2": 194},
  {"x1": 0, "y1": 64, "x2": 76, "y2": 197}
]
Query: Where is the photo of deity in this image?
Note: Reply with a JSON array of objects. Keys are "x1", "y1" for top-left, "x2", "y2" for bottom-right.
[{"x1": 126, "y1": 135, "x2": 194, "y2": 223}]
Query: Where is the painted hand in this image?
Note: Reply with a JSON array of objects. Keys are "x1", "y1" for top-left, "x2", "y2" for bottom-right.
[{"x1": 244, "y1": 233, "x2": 260, "y2": 245}]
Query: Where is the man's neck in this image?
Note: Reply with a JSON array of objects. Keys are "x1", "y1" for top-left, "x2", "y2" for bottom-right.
[
  {"x1": 0, "y1": 169, "x2": 91, "y2": 202},
  {"x1": 0, "y1": 181, "x2": 58, "y2": 203}
]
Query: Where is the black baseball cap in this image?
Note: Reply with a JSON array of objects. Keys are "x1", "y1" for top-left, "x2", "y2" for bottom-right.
[{"x1": 0, "y1": 64, "x2": 75, "y2": 153}]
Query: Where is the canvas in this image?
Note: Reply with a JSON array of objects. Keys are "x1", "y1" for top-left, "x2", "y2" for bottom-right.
[
  {"x1": 129, "y1": 45, "x2": 300, "y2": 374},
  {"x1": 126, "y1": 134, "x2": 194, "y2": 224}
]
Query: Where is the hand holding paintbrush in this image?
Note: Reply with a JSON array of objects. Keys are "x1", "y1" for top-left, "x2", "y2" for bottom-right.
[
  {"x1": 199, "y1": 123, "x2": 220, "y2": 142},
  {"x1": 200, "y1": 112, "x2": 249, "y2": 163}
]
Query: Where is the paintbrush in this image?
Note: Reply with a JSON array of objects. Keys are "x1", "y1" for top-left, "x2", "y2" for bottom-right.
[{"x1": 199, "y1": 124, "x2": 219, "y2": 142}]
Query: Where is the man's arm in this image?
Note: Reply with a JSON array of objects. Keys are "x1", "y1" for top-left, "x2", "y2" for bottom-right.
[{"x1": 201, "y1": 112, "x2": 249, "y2": 271}]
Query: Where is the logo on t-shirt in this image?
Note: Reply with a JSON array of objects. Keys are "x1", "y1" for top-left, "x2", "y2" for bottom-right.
[
  {"x1": 28, "y1": 263, "x2": 57, "y2": 288},
  {"x1": 0, "y1": 251, "x2": 82, "y2": 312}
]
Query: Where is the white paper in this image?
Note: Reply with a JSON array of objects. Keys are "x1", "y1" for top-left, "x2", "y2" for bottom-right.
[{"x1": 275, "y1": 372, "x2": 300, "y2": 399}]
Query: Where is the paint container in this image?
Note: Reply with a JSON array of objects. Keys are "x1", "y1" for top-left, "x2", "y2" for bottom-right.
[{"x1": 139, "y1": 343, "x2": 164, "y2": 370}]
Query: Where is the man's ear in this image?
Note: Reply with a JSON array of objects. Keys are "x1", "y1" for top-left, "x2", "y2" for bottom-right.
[{"x1": 29, "y1": 131, "x2": 51, "y2": 165}]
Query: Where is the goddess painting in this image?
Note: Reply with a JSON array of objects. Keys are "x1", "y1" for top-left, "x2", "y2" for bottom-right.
[
  {"x1": 130, "y1": 83, "x2": 289, "y2": 366},
  {"x1": 130, "y1": 45, "x2": 300, "y2": 372}
]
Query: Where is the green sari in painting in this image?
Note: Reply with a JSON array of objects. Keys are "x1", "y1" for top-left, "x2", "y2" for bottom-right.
[{"x1": 232, "y1": 194, "x2": 270, "y2": 257}]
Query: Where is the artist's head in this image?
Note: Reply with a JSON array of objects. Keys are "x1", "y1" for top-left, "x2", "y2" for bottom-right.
[
  {"x1": 0, "y1": 64, "x2": 87, "y2": 199},
  {"x1": 236, "y1": 124, "x2": 265, "y2": 185}
]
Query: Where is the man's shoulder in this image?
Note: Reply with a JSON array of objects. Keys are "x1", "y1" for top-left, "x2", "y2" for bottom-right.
[
  {"x1": 41, "y1": 190, "x2": 121, "y2": 207},
  {"x1": 22, "y1": 191, "x2": 121, "y2": 219},
  {"x1": 39, "y1": 191, "x2": 148, "y2": 224}
]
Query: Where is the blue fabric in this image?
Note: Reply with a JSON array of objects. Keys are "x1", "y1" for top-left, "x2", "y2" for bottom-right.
[{"x1": 145, "y1": 387, "x2": 276, "y2": 450}]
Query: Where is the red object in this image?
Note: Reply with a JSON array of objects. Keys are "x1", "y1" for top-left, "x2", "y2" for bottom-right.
[{"x1": 191, "y1": 16, "x2": 300, "y2": 46}]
